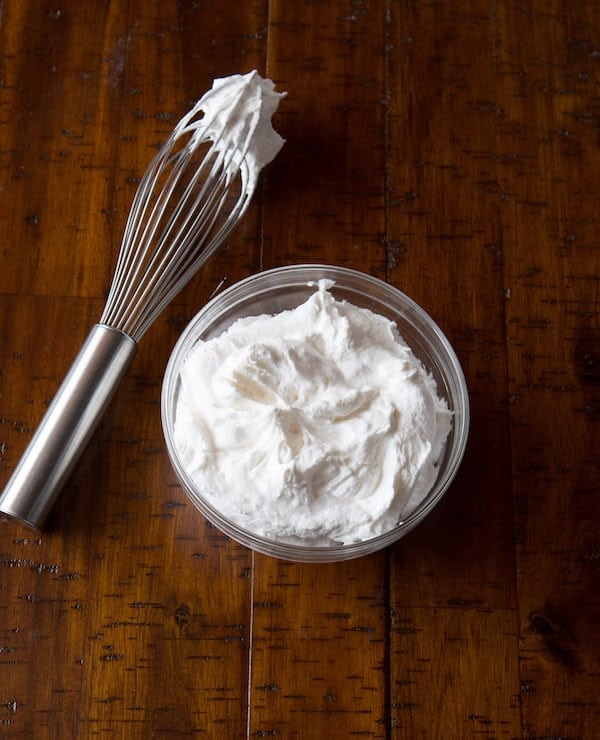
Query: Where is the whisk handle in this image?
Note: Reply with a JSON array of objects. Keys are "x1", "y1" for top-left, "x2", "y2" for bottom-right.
[{"x1": 0, "y1": 324, "x2": 137, "y2": 530}]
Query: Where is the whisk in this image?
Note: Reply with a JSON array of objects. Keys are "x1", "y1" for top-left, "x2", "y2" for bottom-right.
[{"x1": 0, "y1": 71, "x2": 285, "y2": 530}]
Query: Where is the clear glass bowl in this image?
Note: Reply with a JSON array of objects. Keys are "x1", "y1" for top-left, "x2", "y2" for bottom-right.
[{"x1": 161, "y1": 264, "x2": 469, "y2": 562}]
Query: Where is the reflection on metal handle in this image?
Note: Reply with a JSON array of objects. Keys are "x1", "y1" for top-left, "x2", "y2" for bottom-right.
[{"x1": 0, "y1": 324, "x2": 137, "y2": 530}]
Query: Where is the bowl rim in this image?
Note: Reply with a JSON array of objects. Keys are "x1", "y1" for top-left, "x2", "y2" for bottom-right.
[{"x1": 161, "y1": 263, "x2": 470, "y2": 561}]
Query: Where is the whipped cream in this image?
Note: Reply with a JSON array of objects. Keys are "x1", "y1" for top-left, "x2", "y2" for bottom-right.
[
  {"x1": 173, "y1": 281, "x2": 452, "y2": 546},
  {"x1": 177, "y1": 70, "x2": 286, "y2": 197}
]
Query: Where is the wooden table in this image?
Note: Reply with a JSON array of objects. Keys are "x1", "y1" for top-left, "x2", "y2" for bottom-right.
[{"x1": 1, "y1": 2, "x2": 598, "y2": 737}]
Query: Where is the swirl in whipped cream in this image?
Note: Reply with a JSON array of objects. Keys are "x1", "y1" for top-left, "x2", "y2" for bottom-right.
[{"x1": 173, "y1": 280, "x2": 452, "y2": 545}]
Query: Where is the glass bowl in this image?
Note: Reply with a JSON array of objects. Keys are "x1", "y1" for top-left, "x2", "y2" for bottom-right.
[{"x1": 161, "y1": 264, "x2": 469, "y2": 562}]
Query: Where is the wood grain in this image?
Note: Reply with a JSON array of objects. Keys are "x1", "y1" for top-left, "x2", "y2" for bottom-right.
[
  {"x1": 496, "y1": 3, "x2": 600, "y2": 736},
  {"x1": 0, "y1": 1, "x2": 598, "y2": 737}
]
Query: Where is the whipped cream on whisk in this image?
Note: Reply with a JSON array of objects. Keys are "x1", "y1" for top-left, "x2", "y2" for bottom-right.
[
  {"x1": 186, "y1": 70, "x2": 286, "y2": 195},
  {"x1": 173, "y1": 281, "x2": 452, "y2": 546}
]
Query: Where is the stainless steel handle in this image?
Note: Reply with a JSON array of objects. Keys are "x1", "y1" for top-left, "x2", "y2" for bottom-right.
[{"x1": 0, "y1": 324, "x2": 137, "y2": 529}]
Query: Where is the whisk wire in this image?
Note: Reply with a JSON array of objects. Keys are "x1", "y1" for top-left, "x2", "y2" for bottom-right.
[
  {"x1": 101, "y1": 112, "x2": 253, "y2": 340},
  {"x1": 100, "y1": 78, "x2": 274, "y2": 340},
  {"x1": 123, "y1": 163, "x2": 231, "y2": 338},
  {"x1": 108, "y1": 149, "x2": 201, "y2": 328},
  {"x1": 107, "y1": 142, "x2": 194, "y2": 317},
  {"x1": 132, "y1": 177, "x2": 249, "y2": 338}
]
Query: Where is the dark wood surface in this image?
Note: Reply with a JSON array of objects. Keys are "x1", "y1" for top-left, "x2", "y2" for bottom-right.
[{"x1": 1, "y1": 2, "x2": 598, "y2": 737}]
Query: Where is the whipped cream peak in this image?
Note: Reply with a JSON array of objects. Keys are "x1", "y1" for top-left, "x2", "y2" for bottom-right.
[
  {"x1": 174, "y1": 283, "x2": 452, "y2": 546},
  {"x1": 175, "y1": 70, "x2": 286, "y2": 196}
]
